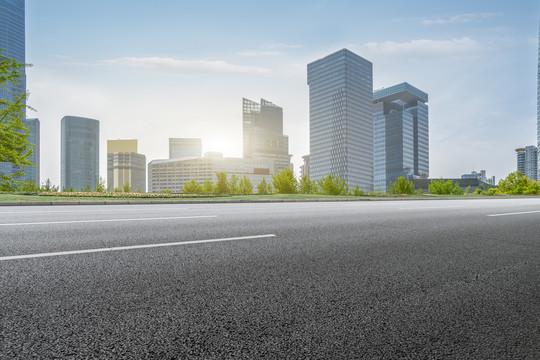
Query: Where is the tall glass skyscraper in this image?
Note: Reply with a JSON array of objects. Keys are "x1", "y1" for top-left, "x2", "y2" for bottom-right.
[
  {"x1": 242, "y1": 98, "x2": 290, "y2": 173},
  {"x1": 0, "y1": 0, "x2": 26, "y2": 110},
  {"x1": 61, "y1": 116, "x2": 100, "y2": 191},
  {"x1": 373, "y1": 83, "x2": 429, "y2": 190},
  {"x1": 537, "y1": 22, "x2": 540, "y2": 181},
  {"x1": 515, "y1": 146, "x2": 537, "y2": 181},
  {"x1": 307, "y1": 49, "x2": 374, "y2": 191}
]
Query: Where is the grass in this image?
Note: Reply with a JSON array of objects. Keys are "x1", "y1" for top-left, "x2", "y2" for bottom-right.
[{"x1": 0, "y1": 191, "x2": 529, "y2": 203}]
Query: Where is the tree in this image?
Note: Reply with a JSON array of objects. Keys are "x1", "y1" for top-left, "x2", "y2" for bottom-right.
[
  {"x1": 351, "y1": 185, "x2": 365, "y2": 196},
  {"x1": 498, "y1": 171, "x2": 540, "y2": 194},
  {"x1": 122, "y1": 181, "x2": 132, "y2": 193},
  {"x1": 0, "y1": 52, "x2": 33, "y2": 189},
  {"x1": 202, "y1": 178, "x2": 214, "y2": 194},
  {"x1": 238, "y1": 175, "x2": 253, "y2": 194},
  {"x1": 257, "y1": 177, "x2": 271, "y2": 195},
  {"x1": 40, "y1": 178, "x2": 58, "y2": 192},
  {"x1": 96, "y1": 176, "x2": 107, "y2": 193},
  {"x1": 214, "y1": 172, "x2": 229, "y2": 194},
  {"x1": 299, "y1": 175, "x2": 313, "y2": 194},
  {"x1": 182, "y1": 179, "x2": 203, "y2": 194},
  {"x1": 317, "y1": 174, "x2": 348, "y2": 195},
  {"x1": 272, "y1": 168, "x2": 298, "y2": 194},
  {"x1": 428, "y1": 179, "x2": 463, "y2": 195},
  {"x1": 387, "y1": 177, "x2": 415, "y2": 195},
  {"x1": 228, "y1": 173, "x2": 239, "y2": 194}
]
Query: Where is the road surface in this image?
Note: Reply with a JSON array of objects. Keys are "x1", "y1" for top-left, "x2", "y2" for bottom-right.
[{"x1": 1, "y1": 198, "x2": 540, "y2": 358}]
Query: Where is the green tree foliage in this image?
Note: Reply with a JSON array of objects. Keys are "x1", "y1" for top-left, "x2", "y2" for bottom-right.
[
  {"x1": 0, "y1": 52, "x2": 33, "y2": 189},
  {"x1": 122, "y1": 181, "x2": 132, "y2": 193},
  {"x1": 299, "y1": 175, "x2": 313, "y2": 194},
  {"x1": 202, "y1": 178, "x2": 214, "y2": 194},
  {"x1": 40, "y1": 178, "x2": 58, "y2": 192},
  {"x1": 498, "y1": 171, "x2": 540, "y2": 194},
  {"x1": 351, "y1": 185, "x2": 365, "y2": 196},
  {"x1": 20, "y1": 180, "x2": 39, "y2": 192},
  {"x1": 228, "y1": 173, "x2": 239, "y2": 194},
  {"x1": 272, "y1": 168, "x2": 298, "y2": 194},
  {"x1": 214, "y1": 172, "x2": 229, "y2": 194},
  {"x1": 428, "y1": 179, "x2": 464, "y2": 195},
  {"x1": 238, "y1": 175, "x2": 253, "y2": 194},
  {"x1": 256, "y1": 177, "x2": 271, "y2": 195},
  {"x1": 95, "y1": 177, "x2": 107, "y2": 193},
  {"x1": 161, "y1": 189, "x2": 172, "y2": 194},
  {"x1": 317, "y1": 174, "x2": 348, "y2": 195},
  {"x1": 387, "y1": 177, "x2": 415, "y2": 195},
  {"x1": 182, "y1": 179, "x2": 203, "y2": 194}
]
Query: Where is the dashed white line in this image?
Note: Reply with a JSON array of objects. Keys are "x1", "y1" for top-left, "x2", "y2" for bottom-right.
[
  {"x1": 488, "y1": 210, "x2": 540, "y2": 217},
  {"x1": 0, "y1": 234, "x2": 277, "y2": 261},
  {"x1": 0, "y1": 215, "x2": 216, "y2": 226}
]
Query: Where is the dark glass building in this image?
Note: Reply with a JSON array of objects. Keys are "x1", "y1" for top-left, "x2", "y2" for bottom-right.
[
  {"x1": 373, "y1": 82, "x2": 429, "y2": 190},
  {"x1": 0, "y1": 0, "x2": 26, "y2": 112},
  {"x1": 307, "y1": 49, "x2": 374, "y2": 191},
  {"x1": 242, "y1": 98, "x2": 290, "y2": 173},
  {"x1": 61, "y1": 116, "x2": 100, "y2": 191}
]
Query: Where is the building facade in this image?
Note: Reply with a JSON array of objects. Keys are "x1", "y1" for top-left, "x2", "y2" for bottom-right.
[
  {"x1": 307, "y1": 49, "x2": 374, "y2": 191},
  {"x1": 373, "y1": 83, "x2": 429, "y2": 190},
  {"x1": 537, "y1": 22, "x2": 540, "y2": 180},
  {"x1": 516, "y1": 146, "x2": 538, "y2": 181},
  {"x1": 243, "y1": 98, "x2": 290, "y2": 173},
  {"x1": 461, "y1": 169, "x2": 496, "y2": 185},
  {"x1": 0, "y1": 0, "x2": 25, "y2": 113},
  {"x1": 300, "y1": 155, "x2": 310, "y2": 179},
  {"x1": 107, "y1": 139, "x2": 146, "y2": 192},
  {"x1": 61, "y1": 116, "x2": 99, "y2": 191},
  {"x1": 169, "y1": 138, "x2": 202, "y2": 159},
  {"x1": 148, "y1": 153, "x2": 274, "y2": 193}
]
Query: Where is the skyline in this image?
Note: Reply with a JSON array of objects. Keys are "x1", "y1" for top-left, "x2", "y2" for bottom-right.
[{"x1": 22, "y1": 1, "x2": 540, "y2": 186}]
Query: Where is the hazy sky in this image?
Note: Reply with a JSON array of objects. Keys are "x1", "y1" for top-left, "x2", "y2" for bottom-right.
[{"x1": 25, "y1": 0, "x2": 540, "y2": 186}]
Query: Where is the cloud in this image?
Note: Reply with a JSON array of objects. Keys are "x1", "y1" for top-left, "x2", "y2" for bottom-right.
[
  {"x1": 422, "y1": 12, "x2": 502, "y2": 25},
  {"x1": 268, "y1": 43, "x2": 302, "y2": 49},
  {"x1": 236, "y1": 51, "x2": 282, "y2": 57},
  {"x1": 363, "y1": 37, "x2": 481, "y2": 57},
  {"x1": 104, "y1": 57, "x2": 271, "y2": 74}
]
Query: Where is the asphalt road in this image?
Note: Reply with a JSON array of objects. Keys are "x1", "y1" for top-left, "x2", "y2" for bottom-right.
[{"x1": 1, "y1": 198, "x2": 540, "y2": 359}]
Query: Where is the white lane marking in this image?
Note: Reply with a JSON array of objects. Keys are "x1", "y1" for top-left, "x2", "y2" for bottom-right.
[
  {"x1": 488, "y1": 210, "x2": 540, "y2": 217},
  {"x1": 399, "y1": 206, "x2": 464, "y2": 210},
  {"x1": 0, "y1": 215, "x2": 216, "y2": 226},
  {"x1": 0, "y1": 234, "x2": 277, "y2": 261}
]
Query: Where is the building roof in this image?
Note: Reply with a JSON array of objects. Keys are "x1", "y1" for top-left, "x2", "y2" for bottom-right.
[{"x1": 373, "y1": 82, "x2": 428, "y2": 103}]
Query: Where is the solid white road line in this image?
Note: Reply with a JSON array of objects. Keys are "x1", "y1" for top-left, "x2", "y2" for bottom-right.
[
  {"x1": 488, "y1": 210, "x2": 540, "y2": 217},
  {"x1": 0, "y1": 215, "x2": 216, "y2": 226},
  {"x1": 0, "y1": 234, "x2": 277, "y2": 261}
]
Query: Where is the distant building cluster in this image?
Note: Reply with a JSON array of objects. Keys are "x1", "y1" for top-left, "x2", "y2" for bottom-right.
[{"x1": 5, "y1": 1, "x2": 540, "y2": 191}]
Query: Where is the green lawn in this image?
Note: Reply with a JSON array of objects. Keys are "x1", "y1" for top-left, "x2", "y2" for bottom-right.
[{"x1": 0, "y1": 192, "x2": 514, "y2": 203}]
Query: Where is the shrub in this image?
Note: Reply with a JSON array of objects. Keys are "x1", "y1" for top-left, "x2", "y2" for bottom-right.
[
  {"x1": 317, "y1": 174, "x2": 348, "y2": 195},
  {"x1": 299, "y1": 175, "x2": 313, "y2": 194},
  {"x1": 351, "y1": 185, "x2": 365, "y2": 196},
  {"x1": 387, "y1": 177, "x2": 415, "y2": 195},
  {"x1": 257, "y1": 177, "x2": 271, "y2": 195},
  {"x1": 429, "y1": 179, "x2": 463, "y2": 195},
  {"x1": 272, "y1": 169, "x2": 298, "y2": 194},
  {"x1": 498, "y1": 171, "x2": 540, "y2": 194},
  {"x1": 228, "y1": 173, "x2": 239, "y2": 194},
  {"x1": 202, "y1": 178, "x2": 215, "y2": 194},
  {"x1": 122, "y1": 182, "x2": 132, "y2": 193},
  {"x1": 182, "y1": 179, "x2": 202, "y2": 194},
  {"x1": 96, "y1": 177, "x2": 107, "y2": 193},
  {"x1": 214, "y1": 172, "x2": 229, "y2": 194},
  {"x1": 238, "y1": 176, "x2": 253, "y2": 194}
]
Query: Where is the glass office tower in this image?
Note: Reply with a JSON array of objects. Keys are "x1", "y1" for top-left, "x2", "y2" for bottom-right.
[
  {"x1": 0, "y1": 0, "x2": 26, "y2": 113},
  {"x1": 516, "y1": 146, "x2": 538, "y2": 181},
  {"x1": 307, "y1": 49, "x2": 374, "y2": 191},
  {"x1": 61, "y1": 116, "x2": 100, "y2": 191},
  {"x1": 243, "y1": 98, "x2": 290, "y2": 173},
  {"x1": 373, "y1": 83, "x2": 429, "y2": 191}
]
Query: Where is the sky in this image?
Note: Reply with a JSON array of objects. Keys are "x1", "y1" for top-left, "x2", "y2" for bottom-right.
[{"x1": 24, "y1": 0, "x2": 540, "y2": 186}]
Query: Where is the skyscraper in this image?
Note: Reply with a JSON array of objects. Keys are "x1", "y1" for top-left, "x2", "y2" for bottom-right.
[
  {"x1": 307, "y1": 49, "x2": 374, "y2": 191},
  {"x1": 373, "y1": 83, "x2": 429, "y2": 190},
  {"x1": 242, "y1": 98, "x2": 290, "y2": 173},
  {"x1": 61, "y1": 116, "x2": 99, "y2": 191},
  {"x1": 107, "y1": 139, "x2": 146, "y2": 192},
  {"x1": 169, "y1": 138, "x2": 202, "y2": 159},
  {"x1": 516, "y1": 146, "x2": 538, "y2": 181},
  {"x1": 0, "y1": 0, "x2": 26, "y2": 111},
  {"x1": 537, "y1": 22, "x2": 540, "y2": 180}
]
